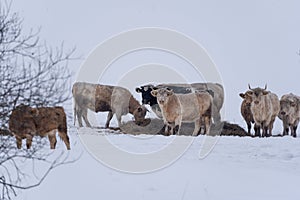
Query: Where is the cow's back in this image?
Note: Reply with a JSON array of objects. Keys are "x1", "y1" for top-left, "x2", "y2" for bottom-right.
[
  {"x1": 177, "y1": 93, "x2": 200, "y2": 120},
  {"x1": 73, "y1": 82, "x2": 114, "y2": 112},
  {"x1": 95, "y1": 85, "x2": 114, "y2": 112},
  {"x1": 269, "y1": 93, "x2": 280, "y2": 117},
  {"x1": 110, "y1": 86, "x2": 133, "y2": 114},
  {"x1": 35, "y1": 107, "x2": 67, "y2": 135}
]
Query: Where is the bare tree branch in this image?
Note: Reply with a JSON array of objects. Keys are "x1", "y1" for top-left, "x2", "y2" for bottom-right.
[{"x1": 0, "y1": 1, "x2": 78, "y2": 199}]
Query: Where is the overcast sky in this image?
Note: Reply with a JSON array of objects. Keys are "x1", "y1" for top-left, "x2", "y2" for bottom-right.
[{"x1": 9, "y1": 1, "x2": 300, "y2": 199}]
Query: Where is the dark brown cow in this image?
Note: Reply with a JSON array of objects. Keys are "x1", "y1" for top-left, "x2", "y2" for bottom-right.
[
  {"x1": 9, "y1": 104, "x2": 70, "y2": 150},
  {"x1": 239, "y1": 91, "x2": 255, "y2": 134}
]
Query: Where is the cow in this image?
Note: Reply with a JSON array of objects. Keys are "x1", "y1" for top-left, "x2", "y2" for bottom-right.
[
  {"x1": 136, "y1": 82, "x2": 224, "y2": 123},
  {"x1": 247, "y1": 85, "x2": 280, "y2": 137},
  {"x1": 72, "y1": 82, "x2": 147, "y2": 128},
  {"x1": 239, "y1": 91, "x2": 255, "y2": 134},
  {"x1": 9, "y1": 104, "x2": 70, "y2": 150},
  {"x1": 151, "y1": 88, "x2": 213, "y2": 136},
  {"x1": 278, "y1": 93, "x2": 300, "y2": 137}
]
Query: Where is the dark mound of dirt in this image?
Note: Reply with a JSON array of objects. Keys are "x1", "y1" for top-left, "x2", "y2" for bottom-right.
[{"x1": 120, "y1": 118, "x2": 250, "y2": 137}]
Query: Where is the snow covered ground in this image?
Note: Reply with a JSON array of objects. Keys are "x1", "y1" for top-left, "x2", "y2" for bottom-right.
[{"x1": 18, "y1": 127, "x2": 300, "y2": 200}]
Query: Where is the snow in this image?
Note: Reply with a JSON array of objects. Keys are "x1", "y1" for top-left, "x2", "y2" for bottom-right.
[{"x1": 18, "y1": 128, "x2": 300, "y2": 200}]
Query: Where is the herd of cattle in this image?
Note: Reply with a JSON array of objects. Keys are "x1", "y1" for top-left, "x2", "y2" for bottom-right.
[{"x1": 8, "y1": 81, "x2": 300, "y2": 150}]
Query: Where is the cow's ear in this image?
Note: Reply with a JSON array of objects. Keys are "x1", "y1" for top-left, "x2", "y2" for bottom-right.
[
  {"x1": 30, "y1": 108, "x2": 39, "y2": 116},
  {"x1": 262, "y1": 91, "x2": 269, "y2": 95},
  {"x1": 239, "y1": 93, "x2": 245, "y2": 99},
  {"x1": 151, "y1": 90, "x2": 158, "y2": 97},
  {"x1": 136, "y1": 88, "x2": 142, "y2": 93},
  {"x1": 207, "y1": 89, "x2": 214, "y2": 98},
  {"x1": 291, "y1": 101, "x2": 296, "y2": 107},
  {"x1": 166, "y1": 89, "x2": 173, "y2": 96}
]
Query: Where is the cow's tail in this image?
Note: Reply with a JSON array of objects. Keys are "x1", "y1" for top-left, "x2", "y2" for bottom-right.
[
  {"x1": 73, "y1": 102, "x2": 77, "y2": 126},
  {"x1": 72, "y1": 84, "x2": 77, "y2": 126}
]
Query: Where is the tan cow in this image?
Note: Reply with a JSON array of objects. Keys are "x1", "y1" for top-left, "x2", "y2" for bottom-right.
[
  {"x1": 239, "y1": 91, "x2": 255, "y2": 134},
  {"x1": 72, "y1": 82, "x2": 147, "y2": 128},
  {"x1": 278, "y1": 93, "x2": 300, "y2": 137},
  {"x1": 247, "y1": 85, "x2": 280, "y2": 137},
  {"x1": 151, "y1": 88, "x2": 213, "y2": 136},
  {"x1": 9, "y1": 104, "x2": 70, "y2": 150},
  {"x1": 136, "y1": 82, "x2": 224, "y2": 123}
]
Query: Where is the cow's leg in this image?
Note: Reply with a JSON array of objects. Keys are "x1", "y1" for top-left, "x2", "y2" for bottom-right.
[
  {"x1": 115, "y1": 113, "x2": 122, "y2": 127},
  {"x1": 26, "y1": 134, "x2": 33, "y2": 149},
  {"x1": 76, "y1": 108, "x2": 84, "y2": 127},
  {"x1": 164, "y1": 123, "x2": 171, "y2": 136},
  {"x1": 247, "y1": 122, "x2": 252, "y2": 134},
  {"x1": 212, "y1": 105, "x2": 221, "y2": 124},
  {"x1": 81, "y1": 108, "x2": 91, "y2": 127},
  {"x1": 48, "y1": 130, "x2": 57, "y2": 149},
  {"x1": 254, "y1": 124, "x2": 261, "y2": 137},
  {"x1": 268, "y1": 118, "x2": 275, "y2": 137},
  {"x1": 58, "y1": 130, "x2": 71, "y2": 150},
  {"x1": 204, "y1": 116, "x2": 211, "y2": 135},
  {"x1": 105, "y1": 111, "x2": 114, "y2": 128},
  {"x1": 193, "y1": 119, "x2": 201, "y2": 136},
  {"x1": 174, "y1": 125, "x2": 179, "y2": 135},
  {"x1": 263, "y1": 126, "x2": 269, "y2": 137},
  {"x1": 292, "y1": 125, "x2": 297, "y2": 138},
  {"x1": 283, "y1": 121, "x2": 289, "y2": 136},
  {"x1": 174, "y1": 118, "x2": 182, "y2": 135},
  {"x1": 261, "y1": 121, "x2": 268, "y2": 137},
  {"x1": 16, "y1": 135, "x2": 22, "y2": 149}
]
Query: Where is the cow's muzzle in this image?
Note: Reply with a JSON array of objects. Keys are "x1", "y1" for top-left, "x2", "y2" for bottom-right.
[
  {"x1": 281, "y1": 111, "x2": 286, "y2": 116},
  {"x1": 159, "y1": 100, "x2": 164, "y2": 104},
  {"x1": 254, "y1": 100, "x2": 259, "y2": 105}
]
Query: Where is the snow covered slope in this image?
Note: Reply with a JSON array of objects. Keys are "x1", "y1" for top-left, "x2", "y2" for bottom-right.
[{"x1": 19, "y1": 128, "x2": 300, "y2": 200}]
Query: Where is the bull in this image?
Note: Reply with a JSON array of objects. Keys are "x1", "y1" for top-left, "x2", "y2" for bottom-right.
[{"x1": 247, "y1": 85, "x2": 280, "y2": 137}]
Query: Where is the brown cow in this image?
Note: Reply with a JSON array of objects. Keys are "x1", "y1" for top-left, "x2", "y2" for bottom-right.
[
  {"x1": 72, "y1": 82, "x2": 147, "y2": 128},
  {"x1": 239, "y1": 91, "x2": 255, "y2": 134},
  {"x1": 278, "y1": 93, "x2": 300, "y2": 137},
  {"x1": 247, "y1": 85, "x2": 280, "y2": 137},
  {"x1": 151, "y1": 88, "x2": 212, "y2": 136},
  {"x1": 9, "y1": 104, "x2": 70, "y2": 150}
]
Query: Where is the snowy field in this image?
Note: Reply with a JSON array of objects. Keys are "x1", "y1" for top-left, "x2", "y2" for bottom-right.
[{"x1": 17, "y1": 126, "x2": 300, "y2": 200}]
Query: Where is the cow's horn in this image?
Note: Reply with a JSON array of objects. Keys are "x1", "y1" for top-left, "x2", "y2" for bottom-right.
[
  {"x1": 264, "y1": 84, "x2": 267, "y2": 90},
  {"x1": 248, "y1": 84, "x2": 252, "y2": 90}
]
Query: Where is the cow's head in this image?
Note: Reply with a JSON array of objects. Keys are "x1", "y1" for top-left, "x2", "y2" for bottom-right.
[
  {"x1": 14, "y1": 104, "x2": 37, "y2": 116},
  {"x1": 247, "y1": 84, "x2": 269, "y2": 105},
  {"x1": 280, "y1": 95, "x2": 299, "y2": 117},
  {"x1": 133, "y1": 105, "x2": 148, "y2": 125},
  {"x1": 151, "y1": 88, "x2": 173, "y2": 105},
  {"x1": 239, "y1": 91, "x2": 253, "y2": 105},
  {"x1": 135, "y1": 85, "x2": 157, "y2": 106}
]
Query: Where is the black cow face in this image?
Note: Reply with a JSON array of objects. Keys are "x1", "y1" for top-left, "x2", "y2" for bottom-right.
[{"x1": 135, "y1": 85, "x2": 158, "y2": 106}]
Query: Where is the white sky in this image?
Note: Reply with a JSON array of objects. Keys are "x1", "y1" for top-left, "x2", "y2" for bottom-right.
[{"x1": 9, "y1": 0, "x2": 300, "y2": 199}]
